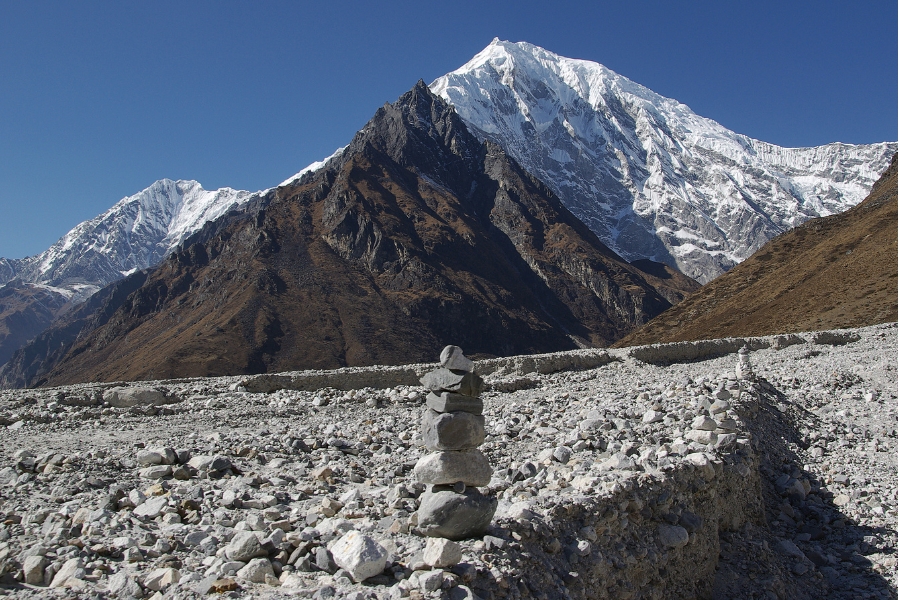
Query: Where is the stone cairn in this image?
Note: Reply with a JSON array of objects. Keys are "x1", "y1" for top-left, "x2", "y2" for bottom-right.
[
  {"x1": 413, "y1": 346, "x2": 497, "y2": 540},
  {"x1": 736, "y1": 345, "x2": 754, "y2": 381}
]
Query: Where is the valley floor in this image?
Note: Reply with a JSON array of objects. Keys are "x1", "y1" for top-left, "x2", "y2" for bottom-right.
[{"x1": 0, "y1": 323, "x2": 896, "y2": 599}]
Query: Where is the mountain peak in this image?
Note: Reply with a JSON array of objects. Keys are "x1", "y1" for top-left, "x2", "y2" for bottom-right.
[
  {"x1": 0, "y1": 179, "x2": 254, "y2": 289},
  {"x1": 337, "y1": 81, "x2": 483, "y2": 198},
  {"x1": 432, "y1": 41, "x2": 897, "y2": 282}
]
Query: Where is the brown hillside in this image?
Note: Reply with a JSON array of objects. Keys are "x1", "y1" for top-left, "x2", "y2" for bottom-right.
[{"x1": 616, "y1": 154, "x2": 897, "y2": 346}]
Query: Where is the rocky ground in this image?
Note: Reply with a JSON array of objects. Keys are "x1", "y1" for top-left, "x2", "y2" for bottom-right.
[{"x1": 0, "y1": 323, "x2": 896, "y2": 599}]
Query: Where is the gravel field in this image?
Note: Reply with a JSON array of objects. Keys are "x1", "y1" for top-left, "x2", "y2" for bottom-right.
[{"x1": 0, "y1": 323, "x2": 895, "y2": 599}]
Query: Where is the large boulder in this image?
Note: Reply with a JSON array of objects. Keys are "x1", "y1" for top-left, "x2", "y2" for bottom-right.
[
  {"x1": 102, "y1": 386, "x2": 175, "y2": 407},
  {"x1": 417, "y1": 489, "x2": 497, "y2": 540}
]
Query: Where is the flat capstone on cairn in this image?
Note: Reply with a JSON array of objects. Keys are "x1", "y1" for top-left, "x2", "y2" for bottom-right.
[{"x1": 412, "y1": 346, "x2": 497, "y2": 540}]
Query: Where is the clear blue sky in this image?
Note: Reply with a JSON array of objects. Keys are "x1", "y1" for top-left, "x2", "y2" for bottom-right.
[{"x1": 1, "y1": 0, "x2": 896, "y2": 259}]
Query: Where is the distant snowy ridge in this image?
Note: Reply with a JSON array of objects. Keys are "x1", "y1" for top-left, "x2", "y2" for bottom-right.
[
  {"x1": 0, "y1": 179, "x2": 253, "y2": 290},
  {"x1": 432, "y1": 39, "x2": 896, "y2": 282},
  {"x1": 280, "y1": 146, "x2": 347, "y2": 187}
]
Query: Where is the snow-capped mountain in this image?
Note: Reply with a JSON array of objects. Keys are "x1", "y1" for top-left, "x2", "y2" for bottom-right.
[
  {"x1": 432, "y1": 39, "x2": 897, "y2": 282},
  {"x1": 0, "y1": 179, "x2": 253, "y2": 291}
]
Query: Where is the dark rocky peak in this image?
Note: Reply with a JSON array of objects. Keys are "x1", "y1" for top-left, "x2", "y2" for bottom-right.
[{"x1": 335, "y1": 81, "x2": 484, "y2": 200}]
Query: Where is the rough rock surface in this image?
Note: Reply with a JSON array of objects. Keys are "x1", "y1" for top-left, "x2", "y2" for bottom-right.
[{"x1": 0, "y1": 322, "x2": 895, "y2": 599}]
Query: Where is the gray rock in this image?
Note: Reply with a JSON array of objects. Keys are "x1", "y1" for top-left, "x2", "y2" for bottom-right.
[
  {"x1": 136, "y1": 449, "x2": 166, "y2": 466},
  {"x1": 714, "y1": 388, "x2": 732, "y2": 400},
  {"x1": 417, "y1": 488, "x2": 497, "y2": 540},
  {"x1": 225, "y1": 531, "x2": 266, "y2": 562},
  {"x1": 422, "y1": 409, "x2": 485, "y2": 451},
  {"x1": 420, "y1": 569, "x2": 444, "y2": 592},
  {"x1": 440, "y1": 345, "x2": 474, "y2": 373},
  {"x1": 138, "y1": 465, "x2": 172, "y2": 480},
  {"x1": 426, "y1": 392, "x2": 483, "y2": 415},
  {"x1": 716, "y1": 417, "x2": 739, "y2": 432},
  {"x1": 138, "y1": 447, "x2": 176, "y2": 466},
  {"x1": 714, "y1": 433, "x2": 738, "y2": 449},
  {"x1": 107, "y1": 571, "x2": 143, "y2": 597},
  {"x1": 423, "y1": 538, "x2": 462, "y2": 568},
  {"x1": 133, "y1": 495, "x2": 168, "y2": 518},
  {"x1": 414, "y1": 450, "x2": 492, "y2": 486},
  {"x1": 330, "y1": 531, "x2": 388, "y2": 582},
  {"x1": 184, "y1": 530, "x2": 208, "y2": 546},
  {"x1": 143, "y1": 567, "x2": 180, "y2": 591},
  {"x1": 218, "y1": 561, "x2": 245, "y2": 576},
  {"x1": 112, "y1": 536, "x2": 139, "y2": 549},
  {"x1": 678, "y1": 511, "x2": 703, "y2": 533},
  {"x1": 642, "y1": 409, "x2": 665, "y2": 424},
  {"x1": 449, "y1": 585, "x2": 479, "y2": 600},
  {"x1": 103, "y1": 386, "x2": 172, "y2": 407},
  {"x1": 686, "y1": 429, "x2": 718, "y2": 445},
  {"x1": 187, "y1": 454, "x2": 232, "y2": 472},
  {"x1": 22, "y1": 555, "x2": 46, "y2": 585},
  {"x1": 0, "y1": 467, "x2": 18, "y2": 486},
  {"x1": 709, "y1": 400, "x2": 731, "y2": 414},
  {"x1": 552, "y1": 446, "x2": 572, "y2": 464},
  {"x1": 420, "y1": 369, "x2": 484, "y2": 397},
  {"x1": 123, "y1": 546, "x2": 143, "y2": 562},
  {"x1": 48, "y1": 557, "x2": 82, "y2": 588},
  {"x1": 658, "y1": 524, "x2": 689, "y2": 548},
  {"x1": 312, "y1": 585, "x2": 337, "y2": 599},
  {"x1": 601, "y1": 453, "x2": 636, "y2": 471},
  {"x1": 518, "y1": 462, "x2": 538, "y2": 479},
  {"x1": 236, "y1": 558, "x2": 275, "y2": 583},
  {"x1": 315, "y1": 546, "x2": 337, "y2": 573},
  {"x1": 691, "y1": 416, "x2": 717, "y2": 431}
]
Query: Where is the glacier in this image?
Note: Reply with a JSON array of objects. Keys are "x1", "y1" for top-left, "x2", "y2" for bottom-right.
[{"x1": 431, "y1": 39, "x2": 897, "y2": 283}]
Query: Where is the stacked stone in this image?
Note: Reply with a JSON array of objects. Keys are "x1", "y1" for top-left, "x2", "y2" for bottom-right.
[
  {"x1": 413, "y1": 346, "x2": 497, "y2": 540},
  {"x1": 736, "y1": 345, "x2": 754, "y2": 380}
]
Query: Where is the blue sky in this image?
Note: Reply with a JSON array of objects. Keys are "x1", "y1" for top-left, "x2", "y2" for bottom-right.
[{"x1": 0, "y1": 0, "x2": 896, "y2": 259}]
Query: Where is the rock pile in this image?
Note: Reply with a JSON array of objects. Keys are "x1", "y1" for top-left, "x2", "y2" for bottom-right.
[
  {"x1": 736, "y1": 345, "x2": 754, "y2": 380},
  {"x1": 413, "y1": 346, "x2": 497, "y2": 540}
]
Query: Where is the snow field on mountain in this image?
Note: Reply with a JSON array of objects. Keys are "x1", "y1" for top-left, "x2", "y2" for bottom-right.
[{"x1": 431, "y1": 39, "x2": 896, "y2": 283}]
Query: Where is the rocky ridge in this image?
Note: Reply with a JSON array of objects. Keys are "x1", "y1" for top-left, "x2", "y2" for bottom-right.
[
  {"x1": 431, "y1": 39, "x2": 897, "y2": 283},
  {"x1": 0, "y1": 322, "x2": 895, "y2": 599}
]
